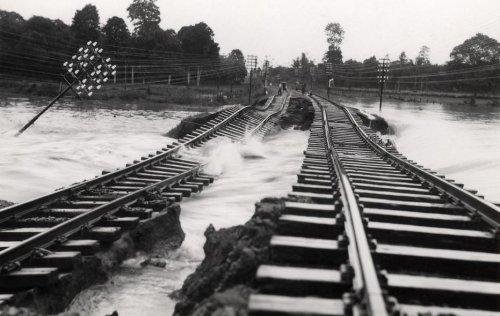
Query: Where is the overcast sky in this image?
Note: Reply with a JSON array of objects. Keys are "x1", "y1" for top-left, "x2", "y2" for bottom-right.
[{"x1": 2, "y1": 0, "x2": 499, "y2": 66}]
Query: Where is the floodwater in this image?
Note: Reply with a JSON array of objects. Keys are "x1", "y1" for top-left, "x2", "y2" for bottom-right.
[
  {"x1": 343, "y1": 98, "x2": 500, "y2": 202},
  {"x1": 67, "y1": 131, "x2": 308, "y2": 315},
  {"x1": 1, "y1": 97, "x2": 499, "y2": 315},
  {"x1": 0, "y1": 99, "x2": 201, "y2": 202}
]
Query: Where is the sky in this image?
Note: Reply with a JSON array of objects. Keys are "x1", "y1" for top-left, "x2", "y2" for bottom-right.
[{"x1": 1, "y1": 0, "x2": 499, "y2": 67}]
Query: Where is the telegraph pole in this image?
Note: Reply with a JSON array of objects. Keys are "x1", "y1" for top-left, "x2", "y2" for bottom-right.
[
  {"x1": 246, "y1": 55, "x2": 257, "y2": 105},
  {"x1": 263, "y1": 58, "x2": 269, "y2": 88},
  {"x1": 196, "y1": 67, "x2": 201, "y2": 86},
  {"x1": 377, "y1": 57, "x2": 390, "y2": 112},
  {"x1": 16, "y1": 41, "x2": 116, "y2": 136},
  {"x1": 310, "y1": 66, "x2": 316, "y2": 92},
  {"x1": 325, "y1": 62, "x2": 333, "y2": 99}
]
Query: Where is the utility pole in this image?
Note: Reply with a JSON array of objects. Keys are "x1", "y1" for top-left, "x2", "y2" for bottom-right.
[
  {"x1": 310, "y1": 66, "x2": 316, "y2": 92},
  {"x1": 246, "y1": 55, "x2": 257, "y2": 105},
  {"x1": 124, "y1": 64, "x2": 127, "y2": 90},
  {"x1": 325, "y1": 62, "x2": 333, "y2": 99},
  {"x1": 263, "y1": 58, "x2": 269, "y2": 88},
  {"x1": 16, "y1": 41, "x2": 116, "y2": 136},
  {"x1": 131, "y1": 66, "x2": 135, "y2": 85},
  {"x1": 378, "y1": 57, "x2": 390, "y2": 112},
  {"x1": 196, "y1": 67, "x2": 201, "y2": 86},
  {"x1": 187, "y1": 69, "x2": 191, "y2": 87}
]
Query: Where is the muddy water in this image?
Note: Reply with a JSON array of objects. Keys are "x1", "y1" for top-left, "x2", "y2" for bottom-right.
[
  {"x1": 0, "y1": 99, "x2": 202, "y2": 202},
  {"x1": 2, "y1": 97, "x2": 499, "y2": 315},
  {"x1": 342, "y1": 99, "x2": 500, "y2": 202},
  {"x1": 67, "y1": 131, "x2": 308, "y2": 315}
]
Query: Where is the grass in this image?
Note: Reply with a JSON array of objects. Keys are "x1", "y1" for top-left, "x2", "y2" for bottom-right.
[{"x1": 0, "y1": 79, "x2": 267, "y2": 108}]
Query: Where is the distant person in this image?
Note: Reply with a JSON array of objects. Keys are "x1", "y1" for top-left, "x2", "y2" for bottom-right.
[{"x1": 278, "y1": 87, "x2": 282, "y2": 95}]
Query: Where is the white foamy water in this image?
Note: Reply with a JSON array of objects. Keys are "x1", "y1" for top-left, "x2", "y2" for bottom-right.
[
  {"x1": 344, "y1": 99, "x2": 500, "y2": 202},
  {"x1": 0, "y1": 99, "x2": 196, "y2": 202},
  {"x1": 67, "y1": 130, "x2": 308, "y2": 316}
]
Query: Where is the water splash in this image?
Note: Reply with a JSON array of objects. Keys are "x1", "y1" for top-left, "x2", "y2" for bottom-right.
[{"x1": 67, "y1": 129, "x2": 309, "y2": 316}]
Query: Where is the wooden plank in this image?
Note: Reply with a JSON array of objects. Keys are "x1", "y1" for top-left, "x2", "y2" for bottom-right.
[
  {"x1": 271, "y1": 235, "x2": 339, "y2": 250},
  {"x1": 288, "y1": 192, "x2": 334, "y2": 203},
  {"x1": 257, "y1": 265, "x2": 341, "y2": 283},
  {"x1": 56, "y1": 239, "x2": 100, "y2": 255},
  {"x1": 0, "y1": 267, "x2": 59, "y2": 289},
  {"x1": 248, "y1": 294, "x2": 344, "y2": 315},
  {"x1": 292, "y1": 183, "x2": 334, "y2": 194},
  {"x1": 363, "y1": 207, "x2": 470, "y2": 223},
  {"x1": 388, "y1": 273, "x2": 500, "y2": 295},
  {"x1": 351, "y1": 178, "x2": 422, "y2": 187},
  {"x1": 399, "y1": 304, "x2": 500, "y2": 316},
  {"x1": 359, "y1": 197, "x2": 462, "y2": 213},
  {"x1": 26, "y1": 251, "x2": 81, "y2": 270},
  {"x1": 0, "y1": 227, "x2": 49, "y2": 240},
  {"x1": 278, "y1": 215, "x2": 340, "y2": 239},
  {"x1": 352, "y1": 182, "x2": 429, "y2": 194},
  {"x1": 377, "y1": 244, "x2": 500, "y2": 264},
  {"x1": 355, "y1": 188, "x2": 442, "y2": 202},
  {"x1": 284, "y1": 201, "x2": 336, "y2": 217},
  {"x1": 369, "y1": 221, "x2": 492, "y2": 239}
]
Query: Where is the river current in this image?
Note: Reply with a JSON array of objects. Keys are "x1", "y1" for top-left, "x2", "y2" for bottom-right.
[{"x1": 0, "y1": 97, "x2": 498, "y2": 315}]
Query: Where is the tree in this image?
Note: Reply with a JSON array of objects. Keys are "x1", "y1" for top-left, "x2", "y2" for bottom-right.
[
  {"x1": 325, "y1": 22, "x2": 345, "y2": 47},
  {"x1": 324, "y1": 45, "x2": 342, "y2": 64},
  {"x1": 323, "y1": 22, "x2": 344, "y2": 64},
  {"x1": 127, "y1": 0, "x2": 161, "y2": 36},
  {"x1": 398, "y1": 51, "x2": 409, "y2": 64},
  {"x1": 178, "y1": 22, "x2": 220, "y2": 56},
  {"x1": 0, "y1": 10, "x2": 24, "y2": 35},
  {"x1": 449, "y1": 33, "x2": 500, "y2": 66},
  {"x1": 292, "y1": 52, "x2": 314, "y2": 82},
  {"x1": 102, "y1": 16, "x2": 130, "y2": 46},
  {"x1": 415, "y1": 45, "x2": 430, "y2": 66},
  {"x1": 71, "y1": 4, "x2": 100, "y2": 44},
  {"x1": 227, "y1": 49, "x2": 247, "y2": 83},
  {"x1": 363, "y1": 55, "x2": 378, "y2": 66}
]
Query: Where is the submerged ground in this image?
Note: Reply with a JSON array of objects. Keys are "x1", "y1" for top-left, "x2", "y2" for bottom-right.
[{"x1": 1, "y1": 95, "x2": 499, "y2": 315}]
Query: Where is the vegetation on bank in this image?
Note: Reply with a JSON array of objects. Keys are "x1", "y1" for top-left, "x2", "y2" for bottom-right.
[
  {"x1": 0, "y1": 79, "x2": 266, "y2": 108},
  {"x1": 272, "y1": 23, "x2": 499, "y2": 95},
  {"x1": 0, "y1": 0, "x2": 251, "y2": 94}
]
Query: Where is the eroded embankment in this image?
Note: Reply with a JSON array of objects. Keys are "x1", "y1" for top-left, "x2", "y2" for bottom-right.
[
  {"x1": 3, "y1": 197, "x2": 184, "y2": 315},
  {"x1": 279, "y1": 96, "x2": 315, "y2": 130},
  {"x1": 172, "y1": 95, "x2": 316, "y2": 315},
  {"x1": 354, "y1": 109, "x2": 394, "y2": 135},
  {"x1": 172, "y1": 198, "x2": 285, "y2": 315},
  {"x1": 165, "y1": 112, "x2": 220, "y2": 139}
]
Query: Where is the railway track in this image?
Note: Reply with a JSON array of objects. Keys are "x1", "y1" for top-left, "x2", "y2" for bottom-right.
[
  {"x1": 249, "y1": 95, "x2": 500, "y2": 315},
  {"x1": 0, "y1": 93, "x2": 288, "y2": 306}
]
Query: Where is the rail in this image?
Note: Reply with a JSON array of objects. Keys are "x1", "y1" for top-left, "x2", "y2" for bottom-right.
[
  {"x1": 315, "y1": 93, "x2": 500, "y2": 228},
  {"x1": 0, "y1": 105, "x2": 250, "y2": 224},
  {"x1": 0, "y1": 94, "x2": 286, "y2": 269},
  {"x1": 320, "y1": 101, "x2": 388, "y2": 315}
]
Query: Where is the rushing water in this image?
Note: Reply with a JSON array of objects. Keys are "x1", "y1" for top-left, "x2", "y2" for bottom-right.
[
  {"x1": 343, "y1": 98, "x2": 500, "y2": 202},
  {"x1": 67, "y1": 131, "x2": 308, "y2": 315},
  {"x1": 0, "y1": 99, "x2": 203, "y2": 202},
  {"x1": 1, "y1": 97, "x2": 499, "y2": 315}
]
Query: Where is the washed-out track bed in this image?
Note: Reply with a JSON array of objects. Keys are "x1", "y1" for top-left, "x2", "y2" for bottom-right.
[{"x1": 0, "y1": 93, "x2": 288, "y2": 308}]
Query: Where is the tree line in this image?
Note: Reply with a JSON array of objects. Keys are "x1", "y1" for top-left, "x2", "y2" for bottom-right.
[
  {"x1": 0, "y1": 0, "x2": 247, "y2": 86},
  {"x1": 279, "y1": 23, "x2": 499, "y2": 94}
]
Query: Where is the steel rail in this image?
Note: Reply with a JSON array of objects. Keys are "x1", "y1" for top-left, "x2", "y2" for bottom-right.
[
  {"x1": 0, "y1": 105, "x2": 250, "y2": 224},
  {"x1": 315, "y1": 94, "x2": 500, "y2": 228},
  {"x1": 319, "y1": 100, "x2": 388, "y2": 316},
  {"x1": 0, "y1": 94, "x2": 283, "y2": 267},
  {"x1": 248, "y1": 93, "x2": 288, "y2": 135},
  {"x1": 0, "y1": 166, "x2": 201, "y2": 266}
]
